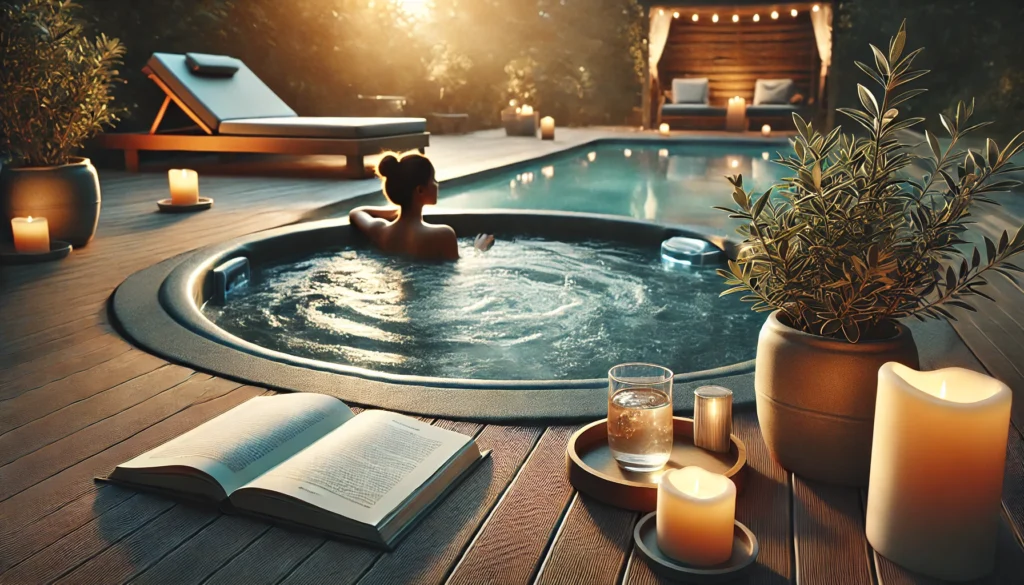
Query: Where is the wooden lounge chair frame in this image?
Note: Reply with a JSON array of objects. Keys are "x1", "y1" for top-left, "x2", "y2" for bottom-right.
[{"x1": 97, "y1": 66, "x2": 429, "y2": 178}]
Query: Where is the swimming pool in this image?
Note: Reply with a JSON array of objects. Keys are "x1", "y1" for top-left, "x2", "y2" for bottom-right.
[{"x1": 435, "y1": 141, "x2": 789, "y2": 229}]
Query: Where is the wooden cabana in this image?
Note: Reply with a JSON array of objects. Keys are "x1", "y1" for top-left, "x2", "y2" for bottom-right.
[{"x1": 641, "y1": 1, "x2": 833, "y2": 130}]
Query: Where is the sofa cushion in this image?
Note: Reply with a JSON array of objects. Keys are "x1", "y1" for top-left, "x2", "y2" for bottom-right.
[
  {"x1": 753, "y1": 79, "x2": 796, "y2": 105},
  {"x1": 662, "y1": 104, "x2": 726, "y2": 117},
  {"x1": 671, "y1": 78, "x2": 709, "y2": 104}
]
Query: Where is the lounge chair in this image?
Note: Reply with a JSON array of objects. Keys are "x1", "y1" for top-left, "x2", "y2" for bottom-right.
[
  {"x1": 746, "y1": 79, "x2": 807, "y2": 130},
  {"x1": 660, "y1": 78, "x2": 726, "y2": 130},
  {"x1": 97, "y1": 53, "x2": 429, "y2": 177}
]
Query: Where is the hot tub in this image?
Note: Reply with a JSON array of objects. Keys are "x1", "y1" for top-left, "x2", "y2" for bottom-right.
[{"x1": 112, "y1": 211, "x2": 762, "y2": 421}]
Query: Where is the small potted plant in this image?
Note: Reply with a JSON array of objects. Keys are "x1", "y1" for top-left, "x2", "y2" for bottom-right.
[
  {"x1": 0, "y1": 0, "x2": 125, "y2": 248},
  {"x1": 715, "y1": 23, "x2": 1024, "y2": 485}
]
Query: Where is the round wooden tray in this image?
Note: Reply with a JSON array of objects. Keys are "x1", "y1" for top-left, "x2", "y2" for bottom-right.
[
  {"x1": 157, "y1": 197, "x2": 214, "y2": 213},
  {"x1": 566, "y1": 417, "x2": 746, "y2": 512},
  {"x1": 633, "y1": 512, "x2": 759, "y2": 583},
  {"x1": 0, "y1": 240, "x2": 72, "y2": 264}
]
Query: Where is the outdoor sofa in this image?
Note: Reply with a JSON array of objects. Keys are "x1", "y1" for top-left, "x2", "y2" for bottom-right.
[
  {"x1": 97, "y1": 53, "x2": 429, "y2": 177},
  {"x1": 659, "y1": 78, "x2": 727, "y2": 130}
]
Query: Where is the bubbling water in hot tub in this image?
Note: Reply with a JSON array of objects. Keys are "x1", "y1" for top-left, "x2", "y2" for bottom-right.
[{"x1": 203, "y1": 238, "x2": 764, "y2": 381}]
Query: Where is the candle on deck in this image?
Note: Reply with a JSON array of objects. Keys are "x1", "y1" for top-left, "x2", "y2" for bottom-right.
[
  {"x1": 726, "y1": 97, "x2": 746, "y2": 132},
  {"x1": 540, "y1": 116, "x2": 555, "y2": 140},
  {"x1": 866, "y1": 363, "x2": 1012, "y2": 581},
  {"x1": 168, "y1": 169, "x2": 199, "y2": 205},
  {"x1": 659, "y1": 123, "x2": 670, "y2": 136},
  {"x1": 11, "y1": 216, "x2": 50, "y2": 253},
  {"x1": 657, "y1": 467, "x2": 736, "y2": 566},
  {"x1": 761, "y1": 124, "x2": 772, "y2": 137}
]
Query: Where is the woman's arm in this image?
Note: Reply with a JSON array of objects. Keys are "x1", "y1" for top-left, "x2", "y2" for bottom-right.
[
  {"x1": 348, "y1": 206, "x2": 398, "y2": 243},
  {"x1": 349, "y1": 205, "x2": 400, "y2": 221}
]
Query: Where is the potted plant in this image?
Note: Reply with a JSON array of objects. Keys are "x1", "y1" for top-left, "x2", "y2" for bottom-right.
[
  {"x1": 0, "y1": 0, "x2": 125, "y2": 248},
  {"x1": 715, "y1": 23, "x2": 1024, "y2": 485}
]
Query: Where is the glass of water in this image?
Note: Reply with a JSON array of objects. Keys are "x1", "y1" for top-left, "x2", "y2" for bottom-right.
[{"x1": 607, "y1": 363, "x2": 674, "y2": 472}]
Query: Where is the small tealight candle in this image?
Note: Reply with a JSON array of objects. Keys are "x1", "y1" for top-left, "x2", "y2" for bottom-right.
[
  {"x1": 540, "y1": 116, "x2": 555, "y2": 140},
  {"x1": 693, "y1": 386, "x2": 733, "y2": 453},
  {"x1": 657, "y1": 467, "x2": 736, "y2": 566},
  {"x1": 866, "y1": 363, "x2": 1013, "y2": 581},
  {"x1": 168, "y1": 169, "x2": 199, "y2": 206},
  {"x1": 761, "y1": 124, "x2": 772, "y2": 137},
  {"x1": 659, "y1": 123, "x2": 670, "y2": 136},
  {"x1": 11, "y1": 216, "x2": 50, "y2": 253},
  {"x1": 520, "y1": 104, "x2": 534, "y2": 116}
]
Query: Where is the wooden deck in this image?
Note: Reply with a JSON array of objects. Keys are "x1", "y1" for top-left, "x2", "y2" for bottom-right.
[{"x1": 1, "y1": 129, "x2": 1023, "y2": 585}]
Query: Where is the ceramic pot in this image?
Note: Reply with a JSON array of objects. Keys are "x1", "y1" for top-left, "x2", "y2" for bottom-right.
[
  {"x1": 755, "y1": 311, "x2": 919, "y2": 486},
  {"x1": 0, "y1": 157, "x2": 101, "y2": 247}
]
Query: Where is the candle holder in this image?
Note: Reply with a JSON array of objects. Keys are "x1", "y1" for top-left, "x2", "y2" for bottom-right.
[
  {"x1": 0, "y1": 240, "x2": 73, "y2": 265},
  {"x1": 693, "y1": 386, "x2": 733, "y2": 453},
  {"x1": 160, "y1": 169, "x2": 213, "y2": 212},
  {"x1": 157, "y1": 197, "x2": 214, "y2": 213},
  {"x1": 634, "y1": 512, "x2": 759, "y2": 583}
]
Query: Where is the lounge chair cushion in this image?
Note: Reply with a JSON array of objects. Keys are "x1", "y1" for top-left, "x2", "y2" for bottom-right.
[
  {"x1": 184, "y1": 52, "x2": 240, "y2": 77},
  {"x1": 661, "y1": 104, "x2": 726, "y2": 117},
  {"x1": 671, "y1": 78, "x2": 710, "y2": 104},
  {"x1": 147, "y1": 53, "x2": 297, "y2": 131},
  {"x1": 753, "y1": 79, "x2": 797, "y2": 105},
  {"x1": 218, "y1": 117, "x2": 428, "y2": 139},
  {"x1": 745, "y1": 104, "x2": 800, "y2": 117}
]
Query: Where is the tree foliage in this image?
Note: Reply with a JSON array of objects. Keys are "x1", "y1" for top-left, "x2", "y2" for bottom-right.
[
  {"x1": 716, "y1": 23, "x2": 1024, "y2": 343},
  {"x1": 0, "y1": 0, "x2": 125, "y2": 167}
]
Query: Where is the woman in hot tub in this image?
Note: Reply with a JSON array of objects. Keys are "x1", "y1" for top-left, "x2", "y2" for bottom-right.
[{"x1": 349, "y1": 151, "x2": 494, "y2": 260}]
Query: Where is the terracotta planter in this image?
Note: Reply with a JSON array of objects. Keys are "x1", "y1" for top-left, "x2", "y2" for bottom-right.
[
  {"x1": 0, "y1": 157, "x2": 101, "y2": 247},
  {"x1": 754, "y1": 311, "x2": 919, "y2": 486}
]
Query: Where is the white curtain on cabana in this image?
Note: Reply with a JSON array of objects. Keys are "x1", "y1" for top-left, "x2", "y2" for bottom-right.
[
  {"x1": 644, "y1": 7, "x2": 673, "y2": 127},
  {"x1": 810, "y1": 4, "x2": 833, "y2": 104}
]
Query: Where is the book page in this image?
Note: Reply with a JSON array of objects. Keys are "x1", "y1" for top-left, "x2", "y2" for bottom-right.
[
  {"x1": 117, "y1": 393, "x2": 353, "y2": 495},
  {"x1": 239, "y1": 410, "x2": 470, "y2": 526}
]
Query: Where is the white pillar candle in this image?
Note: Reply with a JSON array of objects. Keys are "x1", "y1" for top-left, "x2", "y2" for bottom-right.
[
  {"x1": 168, "y1": 169, "x2": 199, "y2": 205},
  {"x1": 540, "y1": 116, "x2": 555, "y2": 140},
  {"x1": 11, "y1": 216, "x2": 50, "y2": 253},
  {"x1": 659, "y1": 123, "x2": 670, "y2": 136},
  {"x1": 657, "y1": 466, "x2": 736, "y2": 566},
  {"x1": 761, "y1": 124, "x2": 772, "y2": 137},
  {"x1": 726, "y1": 97, "x2": 746, "y2": 132},
  {"x1": 866, "y1": 363, "x2": 1013, "y2": 581}
]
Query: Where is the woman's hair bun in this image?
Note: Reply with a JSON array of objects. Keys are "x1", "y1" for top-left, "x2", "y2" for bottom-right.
[{"x1": 376, "y1": 154, "x2": 400, "y2": 178}]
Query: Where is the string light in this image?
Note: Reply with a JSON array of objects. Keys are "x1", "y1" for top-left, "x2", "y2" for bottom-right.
[
  {"x1": 791, "y1": 8, "x2": 798, "y2": 17},
  {"x1": 731, "y1": 14, "x2": 739, "y2": 22},
  {"x1": 812, "y1": 4, "x2": 820, "y2": 12},
  {"x1": 673, "y1": 11, "x2": 679, "y2": 19},
  {"x1": 770, "y1": 10, "x2": 779, "y2": 19},
  {"x1": 691, "y1": 13, "x2": 699, "y2": 22},
  {"x1": 711, "y1": 13, "x2": 718, "y2": 22},
  {"x1": 753, "y1": 13, "x2": 760, "y2": 22}
]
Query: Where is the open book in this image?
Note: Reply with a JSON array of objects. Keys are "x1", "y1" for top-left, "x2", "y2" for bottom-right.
[{"x1": 105, "y1": 394, "x2": 485, "y2": 549}]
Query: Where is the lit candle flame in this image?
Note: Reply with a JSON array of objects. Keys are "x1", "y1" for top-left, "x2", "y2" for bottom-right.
[
  {"x1": 27, "y1": 216, "x2": 34, "y2": 223},
  {"x1": 694, "y1": 477, "x2": 700, "y2": 494},
  {"x1": 939, "y1": 381, "x2": 948, "y2": 400}
]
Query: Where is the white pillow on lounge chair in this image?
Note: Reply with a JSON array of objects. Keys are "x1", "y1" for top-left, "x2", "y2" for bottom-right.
[
  {"x1": 753, "y1": 79, "x2": 796, "y2": 105},
  {"x1": 672, "y1": 78, "x2": 710, "y2": 104}
]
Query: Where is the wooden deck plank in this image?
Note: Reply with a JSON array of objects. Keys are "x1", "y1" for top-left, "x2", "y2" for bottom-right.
[
  {"x1": 0, "y1": 365, "x2": 195, "y2": 467},
  {"x1": 0, "y1": 321, "x2": 114, "y2": 373},
  {"x1": 0, "y1": 312, "x2": 109, "y2": 358},
  {"x1": 0, "y1": 386, "x2": 264, "y2": 537},
  {"x1": 534, "y1": 493, "x2": 637, "y2": 585},
  {"x1": 0, "y1": 351, "x2": 168, "y2": 427},
  {"x1": 792, "y1": 478, "x2": 873, "y2": 585},
  {"x1": 446, "y1": 425, "x2": 578, "y2": 585},
  {"x1": 0, "y1": 375, "x2": 242, "y2": 501},
  {"x1": 0, "y1": 494, "x2": 174, "y2": 584},
  {"x1": 130, "y1": 515, "x2": 271, "y2": 585},
  {"x1": 354, "y1": 424, "x2": 541, "y2": 585},
  {"x1": 203, "y1": 526, "x2": 325, "y2": 585},
  {"x1": 0, "y1": 331, "x2": 128, "y2": 389},
  {"x1": 51, "y1": 504, "x2": 218, "y2": 584}
]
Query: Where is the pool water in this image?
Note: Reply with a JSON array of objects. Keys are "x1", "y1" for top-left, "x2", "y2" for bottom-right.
[
  {"x1": 204, "y1": 238, "x2": 766, "y2": 381},
  {"x1": 436, "y1": 142, "x2": 789, "y2": 229}
]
